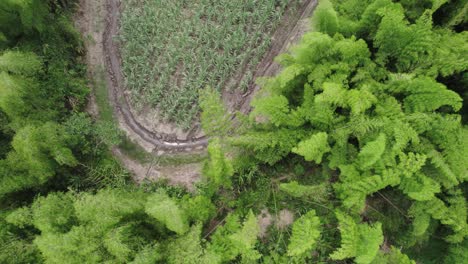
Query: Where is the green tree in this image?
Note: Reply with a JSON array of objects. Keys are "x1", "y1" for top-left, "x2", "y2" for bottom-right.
[
  {"x1": 199, "y1": 87, "x2": 231, "y2": 137},
  {"x1": 0, "y1": 122, "x2": 77, "y2": 197},
  {"x1": 330, "y1": 211, "x2": 383, "y2": 264},
  {"x1": 203, "y1": 138, "x2": 234, "y2": 190},
  {"x1": 145, "y1": 191, "x2": 189, "y2": 235},
  {"x1": 312, "y1": 0, "x2": 339, "y2": 36}
]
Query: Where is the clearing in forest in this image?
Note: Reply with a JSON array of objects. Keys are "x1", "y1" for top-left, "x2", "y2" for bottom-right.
[{"x1": 119, "y1": 0, "x2": 303, "y2": 128}]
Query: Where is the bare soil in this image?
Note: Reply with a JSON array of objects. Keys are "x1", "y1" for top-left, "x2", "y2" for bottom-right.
[
  {"x1": 258, "y1": 209, "x2": 274, "y2": 238},
  {"x1": 75, "y1": 0, "x2": 106, "y2": 118},
  {"x1": 112, "y1": 148, "x2": 201, "y2": 191},
  {"x1": 276, "y1": 209, "x2": 295, "y2": 229},
  {"x1": 257, "y1": 209, "x2": 295, "y2": 238}
]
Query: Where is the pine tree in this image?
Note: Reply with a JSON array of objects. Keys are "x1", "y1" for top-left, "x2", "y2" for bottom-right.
[
  {"x1": 228, "y1": 210, "x2": 261, "y2": 262},
  {"x1": 312, "y1": 0, "x2": 339, "y2": 36},
  {"x1": 371, "y1": 246, "x2": 416, "y2": 264},
  {"x1": 207, "y1": 211, "x2": 260, "y2": 262},
  {"x1": 199, "y1": 87, "x2": 231, "y2": 137},
  {"x1": 165, "y1": 224, "x2": 206, "y2": 264},
  {"x1": 0, "y1": 51, "x2": 42, "y2": 76},
  {"x1": 0, "y1": 0, "x2": 48, "y2": 37},
  {"x1": 0, "y1": 123, "x2": 77, "y2": 197},
  {"x1": 279, "y1": 181, "x2": 329, "y2": 202}
]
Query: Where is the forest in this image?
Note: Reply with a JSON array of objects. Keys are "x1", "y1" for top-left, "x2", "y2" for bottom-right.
[{"x1": 0, "y1": 0, "x2": 467, "y2": 263}]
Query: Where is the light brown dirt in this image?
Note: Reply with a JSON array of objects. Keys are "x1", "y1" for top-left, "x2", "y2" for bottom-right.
[
  {"x1": 276, "y1": 209, "x2": 295, "y2": 229},
  {"x1": 112, "y1": 148, "x2": 201, "y2": 191},
  {"x1": 74, "y1": 0, "x2": 106, "y2": 118},
  {"x1": 258, "y1": 209, "x2": 274, "y2": 238}
]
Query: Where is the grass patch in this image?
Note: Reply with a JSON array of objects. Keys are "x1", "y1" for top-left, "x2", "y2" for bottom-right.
[
  {"x1": 156, "y1": 152, "x2": 207, "y2": 167},
  {"x1": 93, "y1": 66, "x2": 114, "y2": 123},
  {"x1": 119, "y1": 136, "x2": 152, "y2": 163},
  {"x1": 92, "y1": 65, "x2": 153, "y2": 163}
]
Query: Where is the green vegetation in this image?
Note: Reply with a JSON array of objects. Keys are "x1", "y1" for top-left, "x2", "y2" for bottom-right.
[
  {"x1": 0, "y1": 2, "x2": 130, "y2": 261},
  {"x1": 120, "y1": 0, "x2": 302, "y2": 128},
  {"x1": 1, "y1": 0, "x2": 467, "y2": 264},
  {"x1": 209, "y1": 0, "x2": 467, "y2": 262}
]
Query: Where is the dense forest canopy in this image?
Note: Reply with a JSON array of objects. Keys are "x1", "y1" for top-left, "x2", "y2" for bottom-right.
[{"x1": 0, "y1": 0, "x2": 467, "y2": 263}]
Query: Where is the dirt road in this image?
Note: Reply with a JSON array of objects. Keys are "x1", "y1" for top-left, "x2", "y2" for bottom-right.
[{"x1": 76, "y1": 0, "x2": 317, "y2": 187}]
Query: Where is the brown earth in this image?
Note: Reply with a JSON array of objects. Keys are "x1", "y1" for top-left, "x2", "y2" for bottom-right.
[{"x1": 257, "y1": 209, "x2": 295, "y2": 238}]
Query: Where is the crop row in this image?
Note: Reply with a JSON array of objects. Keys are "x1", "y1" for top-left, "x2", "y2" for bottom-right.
[{"x1": 120, "y1": 0, "x2": 302, "y2": 128}]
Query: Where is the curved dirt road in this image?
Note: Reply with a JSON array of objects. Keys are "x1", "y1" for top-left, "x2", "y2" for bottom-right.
[
  {"x1": 104, "y1": 0, "x2": 208, "y2": 154},
  {"x1": 103, "y1": 0, "x2": 318, "y2": 154}
]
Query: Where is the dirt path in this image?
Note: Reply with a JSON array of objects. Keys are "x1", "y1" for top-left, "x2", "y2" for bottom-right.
[
  {"x1": 104, "y1": 0, "x2": 317, "y2": 154},
  {"x1": 225, "y1": 0, "x2": 318, "y2": 113}
]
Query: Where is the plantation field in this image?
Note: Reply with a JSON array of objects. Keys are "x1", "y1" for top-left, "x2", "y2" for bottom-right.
[{"x1": 120, "y1": 0, "x2": 303, "y2": 128}]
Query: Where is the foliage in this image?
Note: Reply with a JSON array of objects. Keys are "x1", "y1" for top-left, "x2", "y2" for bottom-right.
[
  {"x1": 0, "y1": 0, "x2": 48, "y2": 37},
  {"x1": 199, "y1": 87, "x2": 231, "y2": 137},
  {"x1": 312, "y1": 0, "x2": 339, "y2": 36},
  {"x1": 203, "y1": 138, "x2": 234, "y2": 191},
  {"x1": 287, "y1": 210, "x2": 321, "y2": 257},
  {"x1": 1, "y1": 1, "x2": 467, "y2": 263},
  {"x1": 279, "y1": 181, "x2": 329, "y2": 203},
  {"x1": 0, "y1": 122, "x2": 78, "y2": 197},
  {"x1": 371, "y1": 246, "x2": 416, "y2": 264},
  {"x1": 0, "y1": 0, "x2": 91, "y2": 199},
  {"x1": 292, "y1": 132, "x2": 331, "y2": 163},
  {"x1": 213, "y1": 0, "x2": 467, "y2": 262},
  {"x1": 145, "y1": 190, "x2": 189, "y2": 235},
  {"x1": 4, "y1": 188, "x2": 224, "y2": 263},
  {"x1": 181, "y1": 195, "x2": 217, "y2": 224},
  {"x1": 331, "y1": 211, "x2": 384, "y2": 264},
  {"x1": 208, "y1": 211, "x2": 261, "y2": 262},
  {"x1": 228, "y1": 210, "x2": 261, "y2": 261}
]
